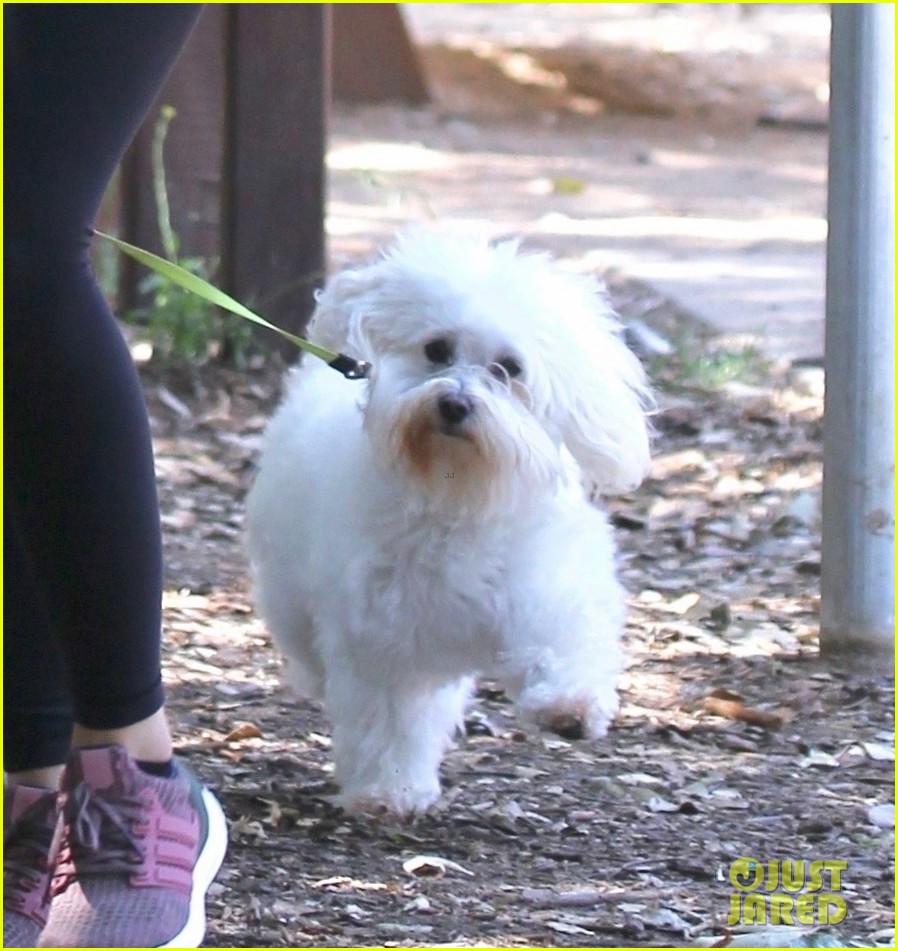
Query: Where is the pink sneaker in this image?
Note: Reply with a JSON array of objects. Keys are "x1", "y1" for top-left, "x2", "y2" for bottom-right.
[
  {"x1": 3, "y1": 784, "x2": 59, "y2": 947},
  {"x1": 39, "y1": 745, "x2": 227, "y2": 948}
]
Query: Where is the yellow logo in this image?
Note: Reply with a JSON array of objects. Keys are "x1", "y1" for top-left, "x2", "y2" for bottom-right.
[{"x1": 727, "y1": 857, "x2": 848, "y2": 926}]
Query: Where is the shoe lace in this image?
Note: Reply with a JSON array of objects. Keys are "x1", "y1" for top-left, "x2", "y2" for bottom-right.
[
  {"x1": 51, "y1": 782, "x2": 148, "y2": 895},
  {"x1": 3, "y1": 798, "x2": 56, "y2": 914}
]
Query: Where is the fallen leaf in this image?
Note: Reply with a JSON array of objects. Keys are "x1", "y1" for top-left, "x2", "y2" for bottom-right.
[
  {"x1": 799, "y1": 749, "x2": 841, "y2": 768},
  {"x1": 667, "y1": 592, "x2": 702, "y2": 614},
  {"x1": 551, "y1": 175, "x2": 587, "y2": 195},
  {"x1": 228, "y1": 815, "x2": 268, "y2": 842},
  {"x1": 160, "y1": 509, "x2": 197, "y2": 530},
  {"x1": 157, "y1": 386, "x2": 192, "y2": 419},
  {"x1": 641, "y1": 906, "x2": 692, "y2": 933},
  {"x1": 225, "y1": 722, "x2": 263, "y2": 742},
  {"x1": 861, "y1": 741, "x2": 895, "y2": 762},
  {"x1": 546, "y1": 919, "x2": 594, "y2": 936},
  {"x1": 258, "y1": 798, "x2": 283, "y2": 826},
  {"x1": 618, "y1": 771, "x2": 665, "y2": 787},
  {"x1": 703, "y1": 692, "x2": 785, "y2": 728},
  {"x1": 402, "y1": 855, "x2": 474, "y2": 878},
  {"x1": 647, "y1": 795, "x2": 680, "y2": 813},
  {"x1": 522, "y1": 888, "x2": 605, "y2": 907},
  {"x1": 867, "y1": 802, "x2": 894, "y2": 829},
  {"x1": 403, "y1": 895, "x2": 432, "y2": 913},
  {"x1": 312, "y1": 876, "x2": 389, "y2": 891}
]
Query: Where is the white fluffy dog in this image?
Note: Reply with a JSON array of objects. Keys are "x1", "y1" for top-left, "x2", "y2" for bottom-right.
[{"x1": 246, "y1": 230, "x2": 651, "y2": 815}]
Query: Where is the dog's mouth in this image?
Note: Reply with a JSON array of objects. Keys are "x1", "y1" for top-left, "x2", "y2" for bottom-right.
[
  {"x1": 391, "y1": 399, "x2": 484, "y2": 481},
  {"x1": 438, "y1": 421, "x2": 475, "y2": 440}
]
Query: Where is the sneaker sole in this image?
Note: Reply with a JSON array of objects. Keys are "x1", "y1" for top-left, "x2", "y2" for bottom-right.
[{"x1": 159, "y1": 787, "x2": 228, "y2": 949}]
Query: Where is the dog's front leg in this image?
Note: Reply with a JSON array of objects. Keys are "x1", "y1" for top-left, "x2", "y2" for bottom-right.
[
  {"x1": 324, "y1": 669, "x2": 471, "y2": 816},
  {"x1": 498, "y1": 525, "x2": 626, "y2": 740}
]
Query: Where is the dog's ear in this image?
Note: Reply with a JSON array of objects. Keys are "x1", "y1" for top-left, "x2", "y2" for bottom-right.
[
  {"x1": 539, "y1": 285, "x2": 652, "y2": 496},
  {"x1": 306, "y1": 266, "x2": 383, "y2": 358},
  {"x1": 554, "y1": 357, "x2": 652, "y2": 494}
]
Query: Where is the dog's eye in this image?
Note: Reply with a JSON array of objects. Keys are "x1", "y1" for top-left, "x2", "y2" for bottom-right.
[
  {"x1": 424, "y1": 338, "x2": 454, "y2": 366},
  {"x1": 491, "y1": 356, "x2": 523, "y2": 380}
]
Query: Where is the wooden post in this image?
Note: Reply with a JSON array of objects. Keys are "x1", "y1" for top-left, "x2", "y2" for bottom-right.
[
  {"x1": 223, "y1": 5, "x2": 329, "y2": 359},
  {"x1": 120, "y1": 5, "x2": 228, "y2": 312},
  {"x1": 120, "y1": 4, "x2": 329, "y2": 359}
]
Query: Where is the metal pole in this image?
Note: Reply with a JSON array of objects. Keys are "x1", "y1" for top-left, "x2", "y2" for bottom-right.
[{"x1": 820, "y1": 4, "x2": 895, "y2": 664}]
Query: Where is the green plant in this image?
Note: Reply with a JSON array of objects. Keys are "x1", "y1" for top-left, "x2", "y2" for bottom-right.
[
  {"x1": 673, "y1": 342, "x2": 770, "y2": 389},
  {"x1": 648, "y1": 319, "x2": 771, "y2": 391},
  {"x1": 126, "y1": 105, "x2": 255, "y2": 364}
]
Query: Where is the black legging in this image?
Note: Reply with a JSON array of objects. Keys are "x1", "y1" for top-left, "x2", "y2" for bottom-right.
[{"x1": 4, "y1": 6, "x2": 203, "y2": 771}]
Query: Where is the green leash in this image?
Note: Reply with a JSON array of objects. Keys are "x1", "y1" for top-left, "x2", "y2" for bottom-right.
[{"x1": 95, "y1": 230, "x2": 371, "y2": 379}]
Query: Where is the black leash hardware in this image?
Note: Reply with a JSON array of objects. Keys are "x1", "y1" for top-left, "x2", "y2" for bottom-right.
[{"x1": 328, "y1": 353, "x2": 372, "y2": 380}]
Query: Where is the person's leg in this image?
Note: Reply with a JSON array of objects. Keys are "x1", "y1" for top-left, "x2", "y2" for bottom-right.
[
  {"x1": 4, "y1": 5, "x2": 203, "y2": 774},
  {"x1": 3, "y1": 502, "x2": 71, "y2": 789},
  {"x1": 3, "y1": 504, "x2": 68, "y2": 944},
  {"x1": 4, "y1": 9, "x2": 228, "y2": 947}
]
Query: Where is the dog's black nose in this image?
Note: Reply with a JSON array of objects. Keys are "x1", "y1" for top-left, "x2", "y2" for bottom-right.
[{"x1": 437, "y1": 392, "x2": 473, "y2": 427}]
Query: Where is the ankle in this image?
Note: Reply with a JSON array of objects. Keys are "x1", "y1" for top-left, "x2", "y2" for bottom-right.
[
  {"x1": 71, "y1": 709, "x2": 173, "y2": 765},
  {"x1": 5, "y1": 767, "x2": 63, "y2": 791}
]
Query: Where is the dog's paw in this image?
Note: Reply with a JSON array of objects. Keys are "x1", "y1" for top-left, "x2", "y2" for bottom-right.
[
  {"x1": 543, "y1": 709, "x2": 589, "y2": 740},
  {"x1": 336, "y1": 783, "x2": 441, "y2": 819},
  {"x1": 524, "y1": 695, "x2": 616, "y2": 741},
  {"x1": 338, "y1": 796, "x2": 413, "y2": 822}
]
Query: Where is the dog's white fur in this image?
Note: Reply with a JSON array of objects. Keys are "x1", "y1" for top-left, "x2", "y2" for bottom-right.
[{"x1": 246, "y1": 230, "x2": 651, "y2": 815}]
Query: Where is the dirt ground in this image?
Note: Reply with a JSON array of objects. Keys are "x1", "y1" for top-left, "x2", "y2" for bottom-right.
[{"x1": 136, "y1": 7, "x2": 893, "y2": 948}]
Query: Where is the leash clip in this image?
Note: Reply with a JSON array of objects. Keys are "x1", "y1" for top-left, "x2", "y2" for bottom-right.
[{"x1": 328, "y1": 353, "x2": 372, "y2": 380}]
